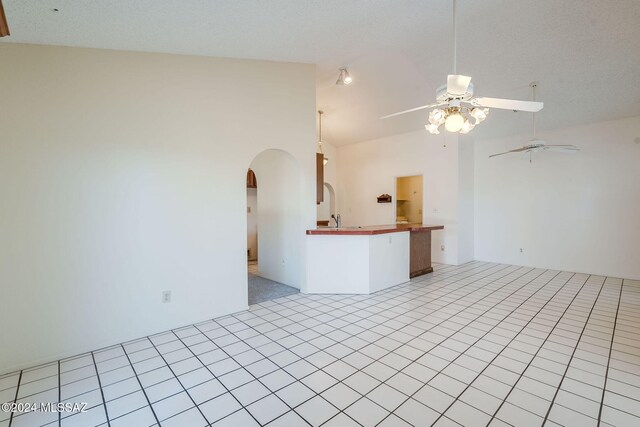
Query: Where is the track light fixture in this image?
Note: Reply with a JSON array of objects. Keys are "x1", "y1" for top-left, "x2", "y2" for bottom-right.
[{"x1": 336, "y1": 68, "x2": 353, "y2": 85}]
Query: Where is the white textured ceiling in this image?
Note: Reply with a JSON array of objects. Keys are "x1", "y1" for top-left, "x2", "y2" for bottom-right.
[{"x1": 2, "y1": 0, "x2": 640, "y2": 145}]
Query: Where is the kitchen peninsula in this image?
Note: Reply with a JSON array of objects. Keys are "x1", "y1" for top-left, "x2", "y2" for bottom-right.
[{"x1": 306, "y1": 224, "x2": 444, "y2": 294}]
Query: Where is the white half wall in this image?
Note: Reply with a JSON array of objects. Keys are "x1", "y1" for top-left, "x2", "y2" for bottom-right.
[
  {"x1": 474, "y1": 115, "x2": 640, "y2": 280},
  {"x1": 306, "y1": 232, "x2": 409, "y2": 294},
  {"x1": 0, "y1": 43, "x2": 316, "y2": 372},
  {"x1": 336, "y1": 130, "x2": 470, "y2": 265}
]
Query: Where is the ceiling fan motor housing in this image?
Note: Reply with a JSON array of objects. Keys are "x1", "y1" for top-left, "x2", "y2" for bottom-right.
[{"x1": 436, "y1": 82, "x2": 475, "y2": 103}]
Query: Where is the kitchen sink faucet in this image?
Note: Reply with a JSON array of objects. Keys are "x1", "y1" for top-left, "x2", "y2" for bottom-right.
[{"x1": 331, "y1": 214, "x2": 342, "y2": 228}]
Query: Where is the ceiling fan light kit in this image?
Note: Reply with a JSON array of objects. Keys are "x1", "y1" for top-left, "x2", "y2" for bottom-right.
[{"x1": 381, "y1": 0, "x2": 543, "y2": 135}]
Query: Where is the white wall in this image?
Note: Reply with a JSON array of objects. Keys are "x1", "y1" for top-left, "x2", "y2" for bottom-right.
[
  {"x1": 475, "y1": 115, "x2": 640, "y2": 280},
  {"x1": 247, "y1": 187, "x2": 258, "y2": 260},
  {"x1": 0, "y1": 43, "x2": 316, "y2": 372},
  {"x1": 458, "y1": 137, "x2": 475, "y2": 264},
  {"x1": 336, "y1": 130, "x2": 469, "y2": 265},
  {"x1": 251, "y1": 150, "x2": 304, "y2": 289}
]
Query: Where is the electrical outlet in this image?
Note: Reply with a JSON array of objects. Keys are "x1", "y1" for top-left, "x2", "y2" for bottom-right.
[
  {"x1": 519, "y1": 248, "x2": 524, "y2": 253},
  {"x1": 441, "y1": 245, "x2": 445, "y2": 251},
  {"x1": 433, "y1": 208, "x2": 439, "y2": 214},
  {"x1": 162, "y1": 291, "x2": 171, "y2": 303}
]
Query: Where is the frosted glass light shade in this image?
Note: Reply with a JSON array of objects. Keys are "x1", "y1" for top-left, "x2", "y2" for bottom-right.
[
  {"x1": 460, "y1": 119, "x2": 475, "y2": 134},
  {"x1": 445, "y1": 113, "x2": 464, "y2": 132},
  {"x1": 425, "y1": 123, "x2": 440, "y2": 134}
]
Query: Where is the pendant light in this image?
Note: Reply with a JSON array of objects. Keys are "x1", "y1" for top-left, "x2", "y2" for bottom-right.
[{"x1": 317, "y1": 110, "x2": 328, "y2": 166}]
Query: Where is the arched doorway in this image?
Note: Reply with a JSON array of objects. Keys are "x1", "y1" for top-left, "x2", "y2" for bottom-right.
[
  {"x1": 246, "y1": 149, "x2": 302, "y2": 305},
  {"x1": 317, "y1": 182, "x2": 336, "y2": 226},
  {"x1": 246, "y1": 169, "x2": 258, "y2": 274}
]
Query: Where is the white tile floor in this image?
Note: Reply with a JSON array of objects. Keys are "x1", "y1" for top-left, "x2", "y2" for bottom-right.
[{"x1": 1, "y1": 261, "x2": 639, "y2": 427}]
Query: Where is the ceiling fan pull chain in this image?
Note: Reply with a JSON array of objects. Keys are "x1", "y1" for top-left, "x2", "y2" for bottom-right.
[{"x1": 531, "y1": 82, "x2": 537, "y2": 138}]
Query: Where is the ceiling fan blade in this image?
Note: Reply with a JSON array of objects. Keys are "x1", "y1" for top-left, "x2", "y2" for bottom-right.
[
  {"x1": 544, "y1": 146, "x2": 580, "y2": 153},
  {"x1": 545, "y1": 144, "x2": 579, "y2": 149},
  {"x1": 0, "y1": 0, "x2": 10, "y2": 37},
  {"x1": 488, "y1": 147, "x2": 530, "y2": 158},
  {"x1": 380, "y1": 103, "x2": 442, "y2": 119},
  {"x1": 447, "y1": 75, "x2": 472, "y2": 95},
  {"x1": 473, "y1": 97, "x2": 543, "y2": 112}
]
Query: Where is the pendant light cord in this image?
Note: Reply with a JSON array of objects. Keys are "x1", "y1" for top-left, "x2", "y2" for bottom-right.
[
  {"x1": 318, "y1": 110, "x2": 324, "y2": 154},
  {"x1": 452, "y1": 0, "x2": 457, "y2": 75},
  {"x1": 532, "y1": 83, "x2": 537, "y2": 138}
]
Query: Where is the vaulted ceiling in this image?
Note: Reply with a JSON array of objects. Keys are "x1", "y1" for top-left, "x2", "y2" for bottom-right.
[{"x1": 2, "y1": 0, "x2": 639, "y2": 145}]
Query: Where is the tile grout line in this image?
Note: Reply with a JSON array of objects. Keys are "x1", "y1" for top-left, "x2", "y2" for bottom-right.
[
  {"x1": 424, "y1": 271, "x2": 578, "y2": 426},
  {"x1": 371, "y1": 268, "x2": 563, "y2": 427},
  {"x1": 117, "y1": 344, "x2": 161, "y2": 426},
  {"x1": 201, "y1": 263, "x2": 516, "y2": 426},
  {"x1": 57, "y1": 360, "x2": 61, "y2": 427},
  {"x1": 143, "y1": 336, "x2": 213, "y2": 427},
  {"x1": 185, "y1": 325, "x2": 281, "y2": 426},
  {"x1": 260, "y1": 265, "x2": 535, "y2": 426},
  {"x1": 479, "y1": 273, "x2": 593, "y2": 425},
  {"x1": 233, "y1": 264, "x2": 507, "y2": 425},
  {"x1": 487, "y1": 273, "x2": 591, "y2": 426},
  {"x1": 539, "y1": 276, "x2": 607, "y2": 425},
  {"x1": 430, "y1": 271, "x2": 580, "y2": 426},
  {"x1": 90, "y1": 351, "x2": 111, "y2": 427},
  {"x1": 596, "y1": 279, "x2": 624, "y2": 426},
  {"x1": 7, "y1": 370, "x2": 22, "y2": 427}
]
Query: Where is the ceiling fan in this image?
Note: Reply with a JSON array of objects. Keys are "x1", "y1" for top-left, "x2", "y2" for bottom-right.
[
  {"x1": 489, "y1": 82, "x2": 579, "y2": 162},
  {"x1": 380, "y1": 0, "x2": 543, "y2": 135},
  {"x1": 0, "y1": 0, "x2": 10, "y2": 37}
]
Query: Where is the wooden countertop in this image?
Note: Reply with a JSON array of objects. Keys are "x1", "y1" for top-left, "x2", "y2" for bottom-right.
[{"x1": 306, "y1": 223, "x2": 444, "y2": 235}]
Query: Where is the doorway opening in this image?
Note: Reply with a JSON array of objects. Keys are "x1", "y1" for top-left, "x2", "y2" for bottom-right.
[
  {"x1": 245, "y1": 151, "x2": 301, "y2": 305},
  {"x1": 246, "y1": 169, "x2": 259, "y2": 274},
  {"x1": 396, "y1": 175, "x2": 423, "y2": 224},
  {"x1": 316, "y1": 182, "x2": 336, "y2": 226}
]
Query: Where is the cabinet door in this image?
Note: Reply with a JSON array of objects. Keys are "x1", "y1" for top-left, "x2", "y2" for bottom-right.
[
  {"x1": 316, "y1": 153, "x2": 324, "y2": 204},
  {"x1": 410, "y1": 231, "x2": 433, "y2": 278},
  {"x1": 246, "y1": 169, "x2": 257, "y2": 188}
]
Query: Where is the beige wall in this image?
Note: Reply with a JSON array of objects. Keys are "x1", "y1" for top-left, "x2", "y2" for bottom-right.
[{"x1": 0, "y1": 43, "x2": 317, "y2": 372}]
